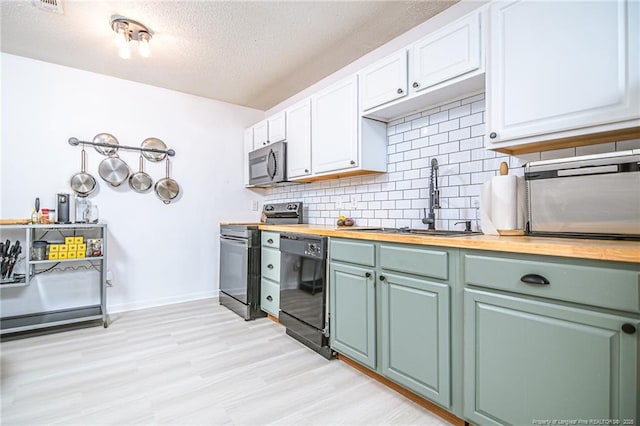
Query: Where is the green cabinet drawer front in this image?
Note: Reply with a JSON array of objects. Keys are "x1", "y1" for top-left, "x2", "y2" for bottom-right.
[
  {"x1": 330, "y1": 239, "x2": 376, "y2": 267},
  {"x1": 464, "y1": 252, "x2": 640, "y2": 313},
  {"x1": 261, "y1": 231, "x2": 280, "y2": 249},
  {"x1": 261, "y1": 247, "x2": 280, "y2": 282},
  {"x1": 464, "y1": 289, "x2": 639, "y2": 426},
  {"x1": 381, "y1": 273, "x2": 450, "y2": 407},
  {"x1": 380, "y1": 244, "x2": 448, "y2": 280},
  {"x1": 260, "y1": 278, "x2": 279, "y2": 317},
  {"x1": 329, "y1": 262, "x2": 376, "y2": 369}
]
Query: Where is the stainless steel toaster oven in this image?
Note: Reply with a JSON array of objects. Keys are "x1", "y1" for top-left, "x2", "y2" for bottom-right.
[{"x1": 524, "y1": 149, "x2": 640, "y2": 240}]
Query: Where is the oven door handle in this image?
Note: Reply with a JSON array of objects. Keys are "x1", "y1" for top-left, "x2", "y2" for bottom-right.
[{"x1": 220, "y1": 236, "x2": 249, "y2": 246}]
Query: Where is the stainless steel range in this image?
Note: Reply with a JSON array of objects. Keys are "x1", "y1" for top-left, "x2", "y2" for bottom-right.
[{"x1": 219, "y1": 202, "x2": 303, "y2": 320}]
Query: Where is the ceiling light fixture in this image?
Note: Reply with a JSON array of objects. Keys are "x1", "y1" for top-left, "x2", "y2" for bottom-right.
[{"x1": 110, "y1": 15, "x2": 153, "y2": 59}]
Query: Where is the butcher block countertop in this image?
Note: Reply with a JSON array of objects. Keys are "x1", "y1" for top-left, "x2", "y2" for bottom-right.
[{"x1": 254, "y1": 224, "x2": 640, "y2": 264}]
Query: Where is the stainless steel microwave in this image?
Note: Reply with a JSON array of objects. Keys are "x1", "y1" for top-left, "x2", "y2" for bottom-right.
[
  {"x1": 248, "y1": 141, "x2": 287, "y2": 186},
  {"x1": 525, "y1": 149, "x2": 640, "y2": 239}
]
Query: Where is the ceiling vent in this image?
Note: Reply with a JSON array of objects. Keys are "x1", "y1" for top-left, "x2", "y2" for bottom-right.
[{"x1": 32, "y1": 0, "x2": 64, "y2": 14}]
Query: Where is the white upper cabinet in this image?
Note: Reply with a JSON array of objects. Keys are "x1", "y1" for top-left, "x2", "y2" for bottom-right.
[
  {"x1": 243, "y1": 127, "x2": 254, "y2": 186},
  {"x1": 253, "y1": 119, "x2": 268, "y2": 149},
  {"x1": 251, "y1": 112, "x2": 287, "y2": 149},
  {"x1": 486, "y1": 0, "x2": 640, "y2": 153},
  {"x1": 312, "y1": 76, "x2": 360, "y2": 174},
  {"x1": 285, "y1": 98, "x2": 312, "y2": 179},
  {"x1": 361, "y1": 7, "x2": 485, "y2": 122},
  {"x1": 311, "y1": 75, "x2": 387, "y2": 178},
  {"x1": 267, "y1": 111, "x2": 286, "y2": 144},
  {"x1": 359, "y1": 50, "x2": 408, "y2": 111},
  {"x1": 411, "y1": 11, "x2": 482, "y2": 92}
]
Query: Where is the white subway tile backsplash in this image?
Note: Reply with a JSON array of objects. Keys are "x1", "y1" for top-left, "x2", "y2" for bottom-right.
[
  {"x1": 439, "y1": 118, "x2": 460, "y2": 132},
  {"x1": 429, "y1": 110, "x2": 449, "y2": 124},
  {"x1": 449, "y1": 104, "x2": 471, "y2": 119},
  {"x1": 265, "y1": 93, "x2": 625, "y2": 230},
  {"x1": 449, "y1": 127, "x2": 471, "y2": 141},
  {"x1": 460, "y1": 112, "x2": 483, "y2": 128}
]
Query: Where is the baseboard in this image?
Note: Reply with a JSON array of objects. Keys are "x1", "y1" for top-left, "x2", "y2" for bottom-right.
[{"x1": 107, "y1": 291, "x2": 218, "y2": 313}]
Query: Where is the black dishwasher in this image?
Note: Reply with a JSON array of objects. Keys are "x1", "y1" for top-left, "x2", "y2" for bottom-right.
[{"x1": 279, "y1": 233, "x2": 333, "y2": 359}]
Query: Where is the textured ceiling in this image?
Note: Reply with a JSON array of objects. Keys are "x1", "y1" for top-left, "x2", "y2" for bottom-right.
[{"x1": 0, "y1": 0, "x2": 457, "y2": 110}]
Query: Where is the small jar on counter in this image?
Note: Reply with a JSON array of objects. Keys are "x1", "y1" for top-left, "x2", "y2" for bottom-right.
[{"x1": 40, "y1": 208, "x2": 49, "y2": 224}]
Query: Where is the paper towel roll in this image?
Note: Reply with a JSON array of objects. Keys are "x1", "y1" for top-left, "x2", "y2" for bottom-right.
[
  {"x1": 491, "y1": 175, "x2": 518, "y2": 230},
  {"x1": 480, "y1": 180, "x2": 498, "y2": 235}
]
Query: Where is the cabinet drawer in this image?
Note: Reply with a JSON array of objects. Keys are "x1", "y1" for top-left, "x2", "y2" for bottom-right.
[
  {"x1": 260, "y1": 278, "x2": 279, "y2": 317},
  {"x1": 380, "y1": 244, "x2": 448, "y2": 281},
  {"x1": 261, "y1": 247, "x2": 280, "y2": 282},
  {"x1": 261, "y1": 231, "x2": 280, "y2": 249},
  {"x1": 330, "y1": 239, "x2": 375, "y2": 267},
  {"x1": 463, "y1": 252, "x2": 640, "y2": 313}
]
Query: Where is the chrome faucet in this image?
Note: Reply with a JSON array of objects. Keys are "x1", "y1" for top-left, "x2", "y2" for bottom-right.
[{"x1": 422, "y1": 158, "x2": 440, "y2": 230}]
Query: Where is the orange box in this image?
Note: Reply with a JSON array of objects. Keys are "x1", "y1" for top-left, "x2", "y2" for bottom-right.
[
  {"x1": 58, "y1": 252, "x2": 68, "y2": 260},
  {"x1": 74, "y1": 236, "x2": 84, "y2": 244},
  {"x1": 76, "y1": 250, "x2": 86, "y2": 259},
  {"x1": 48, "y1": 252, "x2": 59, "y2": 260},
  {"x1": 64, "y1": 237, "x2": 75, "y2": 245},
  {"x1": 67, "y1": 251, "x2": 77, "y2": 259}
]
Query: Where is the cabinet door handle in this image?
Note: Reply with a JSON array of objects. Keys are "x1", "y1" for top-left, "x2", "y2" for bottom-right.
[
  {"x1": 305, "y1": 169, "x2": 309, "y2": 173},
  {"x1": 350, "y1": 160, "x2": 356, "y2": 165},
  {"x1": 489, "y1": 132, "x2": 497, "y2": 139},
  {"x1": 267, "y1": 238, "x2": 274, "y2": 244},
  {"x1": 365, "y1": 272, "x2": 371, "y2": 278},
  {"x1": 520, "y1": 274, "x2": 549, "y2": 285},
  {"x1": 622, "y1": 323, "x2": 636, "y2": 335},
  {"x1": 412, "y1": 82, "x2": 419, "y2": 88},
  {"x1": 397, "y1": 88, "x2": 404, "y2": 94},
  {"x1": 379, "y1": 275, "x2": 386, "y2": 281},
  {"x1": 267, "y1": 264, "x2": 274, "y2": 269},
  {"x1": 266, "y1": 295, "x2": 273, "y2": 302}
]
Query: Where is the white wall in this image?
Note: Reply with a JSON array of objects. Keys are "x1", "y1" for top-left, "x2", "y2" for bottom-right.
[{"x1": 0, "y1": 53, "x2": 265, "y2": 312}]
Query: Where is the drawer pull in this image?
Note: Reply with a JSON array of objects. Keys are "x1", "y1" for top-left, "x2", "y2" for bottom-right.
[
  {"x1": 379, "y1": 275, "x2": 386, "y2": 281},
  {"x1": 267, "y1": 264, "x2": 274, "y2": 269},
  {"x1": 520, "y1": 274, "x2": 549, "y2": 285},
  {"x1": 365, "y1": 272, "x2": 371, "y2": 278},
  {"x1": 266, "y1": 295, "x2": 273, "y2": 302},
  {"x1": 267, "y1": 238, "x2": 274, "y2": 244},
  {"x1": 622, "y1": 323, "x2": 636, "y2": 335}
]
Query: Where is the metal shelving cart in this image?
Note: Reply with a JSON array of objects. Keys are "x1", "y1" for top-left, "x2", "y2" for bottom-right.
[{"x1": 0, "y1": 223, "x2": 108, "y2": 335}]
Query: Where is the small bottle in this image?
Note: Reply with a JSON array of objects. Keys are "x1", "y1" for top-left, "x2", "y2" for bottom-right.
[{"x1": 31, "y1": 208, "x2": 38, "y2": 224}]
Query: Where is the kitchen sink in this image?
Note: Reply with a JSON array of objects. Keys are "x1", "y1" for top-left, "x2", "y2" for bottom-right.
[{"x1": 340, "y1": 227, "x2": 481, "y2": 237}]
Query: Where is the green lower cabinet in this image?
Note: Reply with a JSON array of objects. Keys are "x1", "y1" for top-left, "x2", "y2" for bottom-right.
[
  {"x1": 329, "y1": 262, "x2": 376, "y2": 369},
  {"x1": 381, "y1": 272, "x2": 450, "y2": 407},
  {"x1": 464, "y1": 288, "x2": 639, "y2": 425}
]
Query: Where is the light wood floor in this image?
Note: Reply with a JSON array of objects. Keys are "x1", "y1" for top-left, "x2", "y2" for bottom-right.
[{"x1": 1, "y1": 298, "x2": 451, "y2": 425}]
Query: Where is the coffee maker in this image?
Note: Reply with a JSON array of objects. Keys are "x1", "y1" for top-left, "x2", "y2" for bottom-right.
[{"x1": 56, "y1": 193, "x2": 71, "y2": 223}]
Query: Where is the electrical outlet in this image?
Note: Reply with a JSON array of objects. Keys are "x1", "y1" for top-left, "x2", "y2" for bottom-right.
[
  {"x1": 350, "y1": 195, "x2": 358, "y2": 209},
  {"x1": 106, "y1": 270, "x2": 113, "y2": 284},
  {"x1": 251, "y1": 200, "x2": 259, "y2": 211}
]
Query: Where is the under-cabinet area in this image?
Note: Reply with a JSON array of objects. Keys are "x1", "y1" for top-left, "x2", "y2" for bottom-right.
[{"x1": 0, "y1": 224, "x2": 108, "y2": 334}]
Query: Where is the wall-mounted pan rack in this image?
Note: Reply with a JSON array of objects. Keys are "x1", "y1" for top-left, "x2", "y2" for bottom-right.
[{"x1": 68, "y1": 137, "x2": 176, "y2": 157}]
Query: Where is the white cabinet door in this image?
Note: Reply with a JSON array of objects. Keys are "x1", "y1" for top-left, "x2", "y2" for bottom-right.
[
  {"x1": 243, "y1": 127, "x2": 253, "y2": 186},
  {"x1": 312, "y1": 75, "x2": 359, "y2": 174},
  {"x1": 360, "y1": 50, "x2": 408, "y2": 111},
  {"x1": 268, "y1": 111, "x2": 286, "y2": 143},
  {"x1": 487, "y1": 0, "x2": 640, "y2": 148},
  {"x1": 285, "y1": 98, "x2": 312, "y2": 179},
  {"x1": 253, "y1": 119, "x2": 268, "y2": 149},
  {"x1": 411, "y1": 10, "x2": 481, "y2": 92}
]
